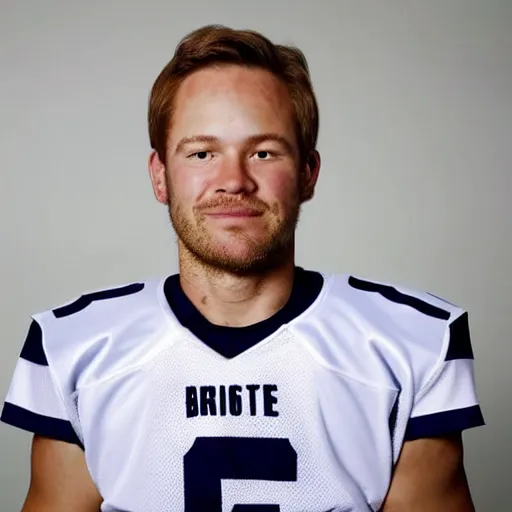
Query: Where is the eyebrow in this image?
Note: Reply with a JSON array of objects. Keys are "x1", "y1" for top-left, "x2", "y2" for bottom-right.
[
  {"x1": 246, "y1": 133, "x2": 295, "y2": 153},
  {"x1": 174, "y1": 133, "x2": 295, "y2": 154},
  {"x1": 175, "y1": 135, "x2": 218, "y2": 154}
]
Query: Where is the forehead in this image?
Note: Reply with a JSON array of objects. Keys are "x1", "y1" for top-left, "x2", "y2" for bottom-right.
[{"x1": 169, "y1": 65, "x2": 296, "y2": 144}]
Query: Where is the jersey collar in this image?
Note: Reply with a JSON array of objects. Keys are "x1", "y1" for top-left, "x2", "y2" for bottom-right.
[{"x1": 163, "y1": 267, "x2": 324, "y2": 358}]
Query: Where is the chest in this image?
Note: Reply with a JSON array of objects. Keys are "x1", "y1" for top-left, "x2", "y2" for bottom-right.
[{"x1": 78, "y1": 338, "x2": 398, "y2": 511}]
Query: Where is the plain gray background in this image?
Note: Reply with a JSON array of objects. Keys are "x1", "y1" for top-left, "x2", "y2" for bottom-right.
[{"x1": 1, "y1": 1, "x2": 510, "y2": 509}]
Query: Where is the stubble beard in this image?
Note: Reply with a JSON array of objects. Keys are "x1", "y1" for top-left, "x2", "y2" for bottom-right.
[{"x1": 168, "y1": 196, "x2": 301, "y2": 276}]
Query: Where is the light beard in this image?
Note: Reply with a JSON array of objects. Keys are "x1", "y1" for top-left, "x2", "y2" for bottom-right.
[{"x1": 168, "y1": 199, "x2": 301, "y2": 276}]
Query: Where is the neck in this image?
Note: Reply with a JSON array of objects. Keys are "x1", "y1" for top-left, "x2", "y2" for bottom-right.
[{"x1": 178, "y1": 247, "x2": 296, "y2": 327}]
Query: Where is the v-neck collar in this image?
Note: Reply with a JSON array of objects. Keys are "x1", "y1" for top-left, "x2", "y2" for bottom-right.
[{"x1": 163, "y1": 267, "x2": 324, "y2": 358}]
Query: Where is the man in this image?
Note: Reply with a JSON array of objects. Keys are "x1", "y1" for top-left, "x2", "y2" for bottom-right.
[{"x1": 1, "y1": 25, "x2": 484, "y2": 511}]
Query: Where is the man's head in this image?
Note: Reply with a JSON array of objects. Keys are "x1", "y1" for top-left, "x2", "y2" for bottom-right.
[{"x1": 148, "y1": 25, "x2": 321, "y2": 275}]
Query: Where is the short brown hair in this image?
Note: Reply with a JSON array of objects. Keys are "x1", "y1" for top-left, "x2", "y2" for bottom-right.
[{"x1": 148, "y1": 25, "x2": 319, "y2": 164}]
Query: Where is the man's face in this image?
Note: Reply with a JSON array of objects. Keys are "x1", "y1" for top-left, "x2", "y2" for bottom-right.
[{"x1": 150, "y1": 65, "x2": 318, "y2": 274}]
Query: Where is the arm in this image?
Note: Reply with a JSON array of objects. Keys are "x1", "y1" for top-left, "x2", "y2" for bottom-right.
[
  {"x1": 0, "y1": 319, "x2": 101, "y2": 510},
  {"x1": 381, "y1": 433, "x2": 474, "y2": 512},
  {"x1": 380, "y1": 304, "x2": 484, "y2": 511},
  {"x1": 21, "y1": 435, "x2": 102, "y2": 512}
]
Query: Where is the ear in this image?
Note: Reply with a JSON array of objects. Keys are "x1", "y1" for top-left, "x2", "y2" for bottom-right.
[
  {"x1": 300, "y1": 150, "x2": 321, "y2": 202},
  {"x1": 148, "y1": 150, "x2": 169, "y2": 204}
]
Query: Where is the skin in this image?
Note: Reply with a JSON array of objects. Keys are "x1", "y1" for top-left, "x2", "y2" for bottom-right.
[
  {"x1": 381, "y1": 433, "x2": 475, "y2": 511},
  {"x1": 23, "y1": 64, "x2": 475, "y2": 511},
  {"x1": 21, "y1": 436, "x2": 101, "y2": 511},
  {"x1": 149, "y1": 64, "x2": 320, "y2": 327}
]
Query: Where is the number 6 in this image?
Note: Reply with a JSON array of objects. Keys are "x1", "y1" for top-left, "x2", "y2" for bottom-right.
[{"x1": 184, "y1": 436, "x2": 297, "y2": 511}]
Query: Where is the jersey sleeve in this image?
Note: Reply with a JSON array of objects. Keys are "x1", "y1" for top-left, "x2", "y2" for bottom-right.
[
  {"x1": 1, "y1": 319, "x2": 82, "y2": 447},
  {"x1": 404, "y1": 309, "x2": 485, "y2": 440}
]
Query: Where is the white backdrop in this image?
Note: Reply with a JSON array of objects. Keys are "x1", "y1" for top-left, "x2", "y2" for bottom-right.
[{"x1": 1, "y1": 1, "x2": 510, "y2": 509}]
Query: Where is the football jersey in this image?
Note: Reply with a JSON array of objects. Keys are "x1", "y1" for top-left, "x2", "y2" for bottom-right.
[{"x1": 1, "y1": 268, "x2": 484, "y2": 511}]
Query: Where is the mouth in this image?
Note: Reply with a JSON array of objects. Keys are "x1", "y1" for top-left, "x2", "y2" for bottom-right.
[{"x1": 203, "y1": 207, "x2": 263, "y2": 219}]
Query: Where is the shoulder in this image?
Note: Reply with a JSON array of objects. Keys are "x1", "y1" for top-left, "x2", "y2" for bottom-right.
[
  {"x1": 328, "y1": 272, "x2": 466, "y2": 347},
  {"x1": 34, "y1": 276, "x2": 165, "y2": 333},
  {"x1": 31, "y1": 276, "x2": 175, "y2": 388},
  {"x1": 292, "y1": 271, "x2": 471, "y2": 388},
  {"x1": 342, "y1": 273, "x2": 466, "y2": 328},
  {"x1": 344, "y1": 273, "x2": 470, "y2": 358}
]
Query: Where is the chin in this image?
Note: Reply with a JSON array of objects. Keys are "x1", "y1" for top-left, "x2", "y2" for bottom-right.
[
  {"x1": 204, "y1": 248, "x2": 269, "y2": 273},
  {"x1": 175, "y1": 219, "x2": 295, "y2": 274},
  {"x1": 205, "y1": 256, "x2": 280, "y2": 276},
  {"x1": 187, "y1": 239, "x2": 290, "y2": 275}
]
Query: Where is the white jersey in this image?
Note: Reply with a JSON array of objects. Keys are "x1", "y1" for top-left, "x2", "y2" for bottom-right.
[{"x1": 2, "y1": 269, "x2": 484, "y2": 511}]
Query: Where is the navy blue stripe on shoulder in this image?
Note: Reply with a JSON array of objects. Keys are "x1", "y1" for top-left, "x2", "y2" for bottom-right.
[
  {"x1": 20, "y1": 320, "x2": 48, "y2": 366},
  {"x1": 446, "y1": 312, "x2": 474, "y2": 361},
  {"x1": 404, "y1": 405, "x2": 485, "y2": 441},
  {"x1": 348, "y1": 276, "x2": 450, "y2": 320},
  {"x1": 53, "y1": 282, "x2": 145, "y2": 318},
  {"x1": 0, "y1": 402, "x2": 83, "y2": 449}
]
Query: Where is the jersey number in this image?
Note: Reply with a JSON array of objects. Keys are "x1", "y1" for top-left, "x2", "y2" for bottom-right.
[{"x1": 184, "y1": 437, "x2": 297, "y2": 511}]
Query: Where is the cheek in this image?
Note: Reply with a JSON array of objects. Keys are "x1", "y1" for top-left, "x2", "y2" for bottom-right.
[
  {"x1": 259, "y1": 169, "x2": 299, "y2": 206},
  {"x1": 169, "y1": 168, "x2": 211, "y2": 204}
]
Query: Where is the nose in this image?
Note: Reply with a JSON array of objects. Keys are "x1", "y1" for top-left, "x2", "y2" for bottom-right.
[{"x1": 215, "y1": 155, "x2": 257, "y2": 195}]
